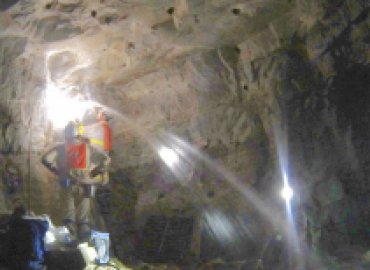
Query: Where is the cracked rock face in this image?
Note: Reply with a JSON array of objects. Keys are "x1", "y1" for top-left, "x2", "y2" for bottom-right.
[{"x1": 0, "y1": 0, "x2": 370, "y2": 266}]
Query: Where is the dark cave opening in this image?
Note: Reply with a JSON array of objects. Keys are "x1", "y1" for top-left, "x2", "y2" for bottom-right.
[
  {"x1": 330, "y1": 62, "x2": 370, "y2": 185},
  {"x1": 0, "y1": 0, "x2": 19, "y2": 12},
  {"x1": 318, "y1": 62, "x2": 370, "y2": 251}
]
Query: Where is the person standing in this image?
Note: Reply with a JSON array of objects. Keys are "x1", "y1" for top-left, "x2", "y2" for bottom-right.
[
  {"x1": 41, "y1": 122, "x2": 110, "y2": 240},
  {"x1": 78, "y1": 109, "x2": 112, "y2": 231}
]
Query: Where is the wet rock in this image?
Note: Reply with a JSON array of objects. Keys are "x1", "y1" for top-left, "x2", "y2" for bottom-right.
[
  {"x1": 47, "y1": 51, "x2": 79, "y2": 83},
  {"x1": 0, "y1": 37, "x2": 27, "y2": 81},
  {"x1": 317, "y1": 52, "x2": 337, "y2": 77},
  {"x1": 58, "y1": 0, "x2": 81, "y2": 4},
  {"x1": 98, "y1": 14, "x2": 119, "y2": 25},
  {"x1": 36, "y1": 18, "x2": 81, "y2": 42},
  {"x1": 314, "y1": 176, "x2": 345, "y2": 207},
  {"x1": 345, "y1": 0, "x2": 364, "y2": 21},
  {"x1": 58, "y1": 4, "x2": 78, "y2": 13}
]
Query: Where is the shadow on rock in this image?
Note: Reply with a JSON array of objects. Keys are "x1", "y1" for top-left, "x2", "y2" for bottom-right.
[{"x1": 0, "y1": 0, "x2": 19, "y2": 12}]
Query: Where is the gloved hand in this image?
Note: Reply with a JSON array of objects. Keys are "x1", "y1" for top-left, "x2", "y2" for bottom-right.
[
  {"x1": 77, "y1": 135, "x2": 90, "y2": 144},
  {"x1": 58, "y1": 175, "x2": 74, "y2": 188},
  {"x1": 89, "y1": 166, "x2": 101, "y2": 178},
  {"x1": 100, "y1": 173, "x2": 109, "y2": 186}
]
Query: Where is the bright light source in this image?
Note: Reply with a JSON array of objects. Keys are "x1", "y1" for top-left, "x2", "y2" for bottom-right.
[
  {"x1": 86, "y1": 247, "x2": 98, "y2": 261},
  {"x1": 158, "y1": 147, "x2": 179, "y2": 167},
  {"x1": 45, "y1": 231, "x2": 56, "y2": 243},
  {"x1": 44, "y1": 85, "x2": 92, "y2": 128},
  {"x1": 281, "y1": 185, "x2": 293, "y2": 200},
  {"x1": 78, "y1": 242, "x2": 97, "y2": 263},
  {"x1": 78, "y1": 242, "x2": 88, "y2": 248}
]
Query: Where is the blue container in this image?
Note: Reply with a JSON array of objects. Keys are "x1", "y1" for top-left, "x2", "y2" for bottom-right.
[{"x1": 91, "y1": 231, "x2": 109, "y2": 264}]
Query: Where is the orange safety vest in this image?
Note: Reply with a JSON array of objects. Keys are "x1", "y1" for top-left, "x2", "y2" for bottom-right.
[
  {"x1": 101, "y1": 122, "x2": 112, "y2": 152},
  {"x1": 43, "y1": 142, "x2": 109, "y2": 185},
  {"x1": 79, "y1": 121, "x2": 112, "y2": 153},
  {"x1": 66, "y1": 143, "x2": 87, "y2": 169}
]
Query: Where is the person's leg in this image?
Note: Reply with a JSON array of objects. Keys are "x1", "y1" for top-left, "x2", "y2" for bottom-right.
[
  {"x1": 75, "y1": 185, "x2": 92, "y2": 238},
  {"x1": 95, "y1": 186, "x2": 112, "y2": 230},
  {"x1": 92, "y1": 197, "x2": 108, "y2": 231},
  {"x1": 60, "y1": 186, "x2": 77, "y2": 235},
  {"x1": 88, "y1": 178, "x2": 108, "y2": 231}
]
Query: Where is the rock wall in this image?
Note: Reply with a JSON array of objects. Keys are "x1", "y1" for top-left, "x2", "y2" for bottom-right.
[{"x1": 0, "y1": 0, "x2": 369, "y2": 265}]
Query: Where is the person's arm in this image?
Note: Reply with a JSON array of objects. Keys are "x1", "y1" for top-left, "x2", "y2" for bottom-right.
[
  {"x1": 41, "y1": 144, "x2": 82, "y2": 184},
  {"x1": 75, "y1": 145, "x2": 111, "y2": 185},
  {"x1": 89, "y1": 150, "x2": 111, "y2": 178},
  {"x1": 40, "y1": 145, "x2": 60, "y2": 175}
]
